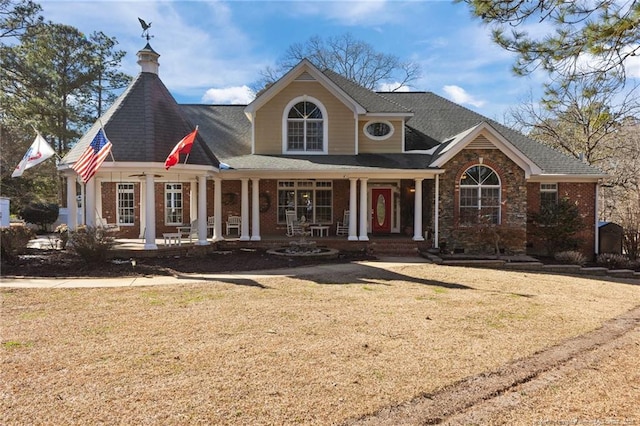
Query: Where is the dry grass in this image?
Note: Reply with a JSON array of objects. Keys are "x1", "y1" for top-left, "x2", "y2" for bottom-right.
[
  {"x1": 2, "y1": 262, "x2": 639, "y2": 425},
  {"x1": 481, "y1": 328, "x2": 640, "y2": 425}
]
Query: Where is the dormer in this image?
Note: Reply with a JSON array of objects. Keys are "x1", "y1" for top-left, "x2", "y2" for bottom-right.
[{"x1": 245, "y1": 59, "x2": 412, "y2": 156}]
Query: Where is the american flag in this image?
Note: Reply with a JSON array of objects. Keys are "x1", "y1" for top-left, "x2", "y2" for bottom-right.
[{"x1": 71, "y1": 128, "x2": 112, "y2": 183}]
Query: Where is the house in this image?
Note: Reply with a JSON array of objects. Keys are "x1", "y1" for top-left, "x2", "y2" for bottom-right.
[{"x1": 58, "y1": 43, "x2": 606, "y2": 256}]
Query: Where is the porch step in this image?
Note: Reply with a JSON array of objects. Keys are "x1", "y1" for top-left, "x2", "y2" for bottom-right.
[{"x1": 369, "y1": 240, "x2": 422, "y2": 257}]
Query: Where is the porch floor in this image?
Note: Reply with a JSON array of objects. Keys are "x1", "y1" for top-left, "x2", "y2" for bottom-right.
[{"x1": 109, "y1": 233, "x2": 429, "y2": 257}]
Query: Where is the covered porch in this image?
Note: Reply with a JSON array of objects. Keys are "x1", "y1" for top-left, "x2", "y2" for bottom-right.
[{"x1": 64, "y1": 162, "x2": 443, "y2": 252}]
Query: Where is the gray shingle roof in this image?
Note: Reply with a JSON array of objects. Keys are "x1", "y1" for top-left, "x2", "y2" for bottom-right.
[
  {"x1": 321, "y1": 69, "x2": 412, "y2": 115},
  {"x1": 381, "y1": 92, "x2": 603, "y2": 176},
  {"x1": 61, "y1": 72, "x2": 218, "y2": 167},
  {"x1": 221, "y1": 153, "x2": 436, "y2": 171},
  {"x1": 179, "y1": 104, "x2": 251, "y2": 160},
  {"x1": 64, "y1": 55, "x2": 602, "y2": 178}
]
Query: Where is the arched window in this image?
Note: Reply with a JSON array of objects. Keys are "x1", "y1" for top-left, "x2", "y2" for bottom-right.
[
  {"x1": 285, "y1": 99, "x2": 325, "y2": 153},
  {"x1": 459, "y1": 165, "x2": 501, "y2": 225}
]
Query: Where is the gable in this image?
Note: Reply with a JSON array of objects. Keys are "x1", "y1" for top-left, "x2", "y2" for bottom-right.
[
  {"x1": 430, "y1": 122, "x2": 543, "y2": 178},
  {"x1": 245, "y1": 60, "x2": 366, "y2": 117},
  {"x1": 246, "y1": 59, "x2": 416, "y2": 157},
  {"x1": 252, "y1": 80, "x2": 357, "y2": 155}
]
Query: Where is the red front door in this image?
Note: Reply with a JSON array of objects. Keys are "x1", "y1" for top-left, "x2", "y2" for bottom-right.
[{"x1": 371, "y1": 188, "x2": 392, "y2": 233}]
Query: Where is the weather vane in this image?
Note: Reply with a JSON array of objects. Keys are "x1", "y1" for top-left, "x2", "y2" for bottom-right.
[{"x1": 138, "y1": 17, "x2": 153, "y2": 41}]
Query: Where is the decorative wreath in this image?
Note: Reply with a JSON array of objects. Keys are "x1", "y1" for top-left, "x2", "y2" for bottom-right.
[{"x1": 222, "y1": 192, "x2": 237, "y2": 206}]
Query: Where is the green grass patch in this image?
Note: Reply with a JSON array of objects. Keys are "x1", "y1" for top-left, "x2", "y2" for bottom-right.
[{"x1": 2, "y1": 340, "x2": 32, "y2": 350}]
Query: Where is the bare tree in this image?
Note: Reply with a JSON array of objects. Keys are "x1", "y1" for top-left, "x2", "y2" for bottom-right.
[
  {"x1": 508, "y1": 74, "x2": 640, "y2": 226},
  {"x1": 256, "y1": 33, "x2": 421, "y2": 91}
]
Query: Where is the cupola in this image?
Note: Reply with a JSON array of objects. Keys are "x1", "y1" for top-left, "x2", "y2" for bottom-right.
[{"x1": 137, "y1": 43, "x2": 160, "y2": 74}]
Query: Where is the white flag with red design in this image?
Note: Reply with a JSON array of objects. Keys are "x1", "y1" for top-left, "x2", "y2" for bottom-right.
[{"x1": 12, "y1": 133, "x2": 56, "y2": 178}]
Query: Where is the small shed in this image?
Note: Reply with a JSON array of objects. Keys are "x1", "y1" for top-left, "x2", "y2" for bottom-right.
[{"x1": 598, "y1": 221, "x2": 624, "y2": 254}]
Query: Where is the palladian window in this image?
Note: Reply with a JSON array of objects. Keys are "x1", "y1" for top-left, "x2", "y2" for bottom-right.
[
  {"x1": 459, "y1": 165, "x2": 501, "y2": 225},
  {"x1": 286, "y1": 100, "x2": 324, "y2": 152}
]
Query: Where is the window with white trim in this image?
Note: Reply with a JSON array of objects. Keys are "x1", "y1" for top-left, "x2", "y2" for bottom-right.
[
  {"x1": 364, "y1": 120, "x2": 394, "y2": 140},
  {"x1": 117, "y1": 183, "x2": 135, "y2": 225},
  {"x1": 286, "y1": 100, "x2": 325, "y2": 152},
  {"x1": 459, "y1": 165, "x2": 501, "y2": 225},
  {"x1": 540, "y1": 183, "x2": 558, "y2": 209},
  {"x1": 278, "y1": 180, "x2": 332, "y2": 224},
  {"x1": 165, "y1": 183, "x2": 183, "y2": 225}
]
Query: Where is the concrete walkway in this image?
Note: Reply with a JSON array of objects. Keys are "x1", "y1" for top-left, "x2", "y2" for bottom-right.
[{"x1": 0, "y1": 257, "x2": 430, "y2": 289}]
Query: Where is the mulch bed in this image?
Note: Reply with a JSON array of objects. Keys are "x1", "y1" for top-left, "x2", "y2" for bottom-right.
[{"x1": 1, "y1": 248, "x2": 376, "y2": 278}]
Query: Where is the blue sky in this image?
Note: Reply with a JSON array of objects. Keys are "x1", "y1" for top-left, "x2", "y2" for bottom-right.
[{"x1": 38, "y1": 1, "x2": 564, "y2": 121}]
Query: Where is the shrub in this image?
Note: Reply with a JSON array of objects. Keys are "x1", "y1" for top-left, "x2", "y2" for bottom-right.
[
  {"x1": 554, "y1": 250, "x2": 587, "y2": 266},
  {"x1": 68, "y1": 226, "x2": 115, "y2": 264},
  {"x1": 531, "y1": 198, "x2": 585, "y2": 255},
  {"x1": 0, "y1": 225, "x2": 35, "y2": 262},
  {"x1": 596, "y1": 253, "x2": 630, "y2": 269},
  {"x1": 623, "y1": 227, "x2": 639, "y2": 261},
  {"x1": 20, "y1": 202, "x2": 59, "y2": 232},
  {"x1": 449, "y1": 218, "x2": 526, "y2": 258}
]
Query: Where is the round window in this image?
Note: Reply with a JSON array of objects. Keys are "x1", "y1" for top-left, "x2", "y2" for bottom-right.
[{"x1": 364, "y1": 121, "x2": 394, "y2": 140}]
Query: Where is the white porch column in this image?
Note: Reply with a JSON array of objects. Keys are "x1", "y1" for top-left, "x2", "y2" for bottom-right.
[
  {"x1": 139, "y1": 179, "x2": 146, "y2": 239},
  {"x1": 348, "y1": 178, "x2": 358, "y2": 241},
  {"x1": 413, "y1": 178, "x2": 425, "y2": 241},
  {"x1": 594, "y1": 181, "x2": 600, "y2": 255},
  {"x1": 251, "y1": 178, "x2": 261, "y2": 241},
  {"x1": 434, "y1": 175, "x2": 439, "y2": 249},
  {"x1": 144, "y1": 173, "x2": 157, "y2": 249},
  {"x1": 85, "y1": 179, "x2": 96, "y2": 227},
  {"x1": 358, "y1": 178, "x2": 369, "y2": 241},
  {"x1": 240, "y1": 178, "x2": 250, "y2": 241},
  {"x1": 95, "y1": 180, "x2": 103, "y2": 223},
  {"x1": 66, "y1": 176, "x2": 78, "y2": 230},
  {"x1": 197, "y1": 174, "x2": 209, "y2": 246},
  {"x1": 213, "y1": 177, "x2": 223, "y2": 241},
  {"x1": 189, "y1": 180, "x2": 197, "y2": 222}
]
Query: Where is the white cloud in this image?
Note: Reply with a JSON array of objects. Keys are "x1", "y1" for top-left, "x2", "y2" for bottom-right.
[
  {"x1": 202, "y1": 86, "x2": 255, "y2": 104},
  {"x1": 442, "y1": 85, "x2": 486, "y2": 108}
]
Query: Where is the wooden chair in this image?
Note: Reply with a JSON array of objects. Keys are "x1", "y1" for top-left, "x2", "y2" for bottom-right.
[
  {"x1": 285, "y1": 210, "x2": 302, "y2": 237},
  {"x1": 96, "y1": 216, "x2": 120, "y2": 232},
  {"x1": 336, "y1": 210, "x2": 349, "y2": 236},
  {"x1": 177, "y1": 219, "x2": 198, "y2": 242},
  {"x1": 226, "y1": 215, "x2": 241, "y2": 235}
]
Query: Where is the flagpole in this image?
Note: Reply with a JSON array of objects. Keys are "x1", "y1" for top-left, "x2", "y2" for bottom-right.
[{"x1": 97, "y1": 119, "x2": 116, "y2": 163}]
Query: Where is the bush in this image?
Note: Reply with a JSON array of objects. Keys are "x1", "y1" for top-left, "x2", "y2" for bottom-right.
[
  {"x1": 623, "y1": 227, "x2": 639, "y2": 261},
  {"x1": 531, "y1": 198, "x2": 585, "y2": 255},
  {"x1": 596, "y1": 253, "x2": 630, "y2": 269},
  {"x1": 20, "y1": 202, "x2": 59, "y2": 232},
  {"x1": 69, "y1": 226, "x2": 115, "y2": 264},
  {"x1": 0, "y1": 225, "x2": 35, "y2": 262},
  {"x1": 554, "y1": 250, "x2": 587, "y2": 266}
]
